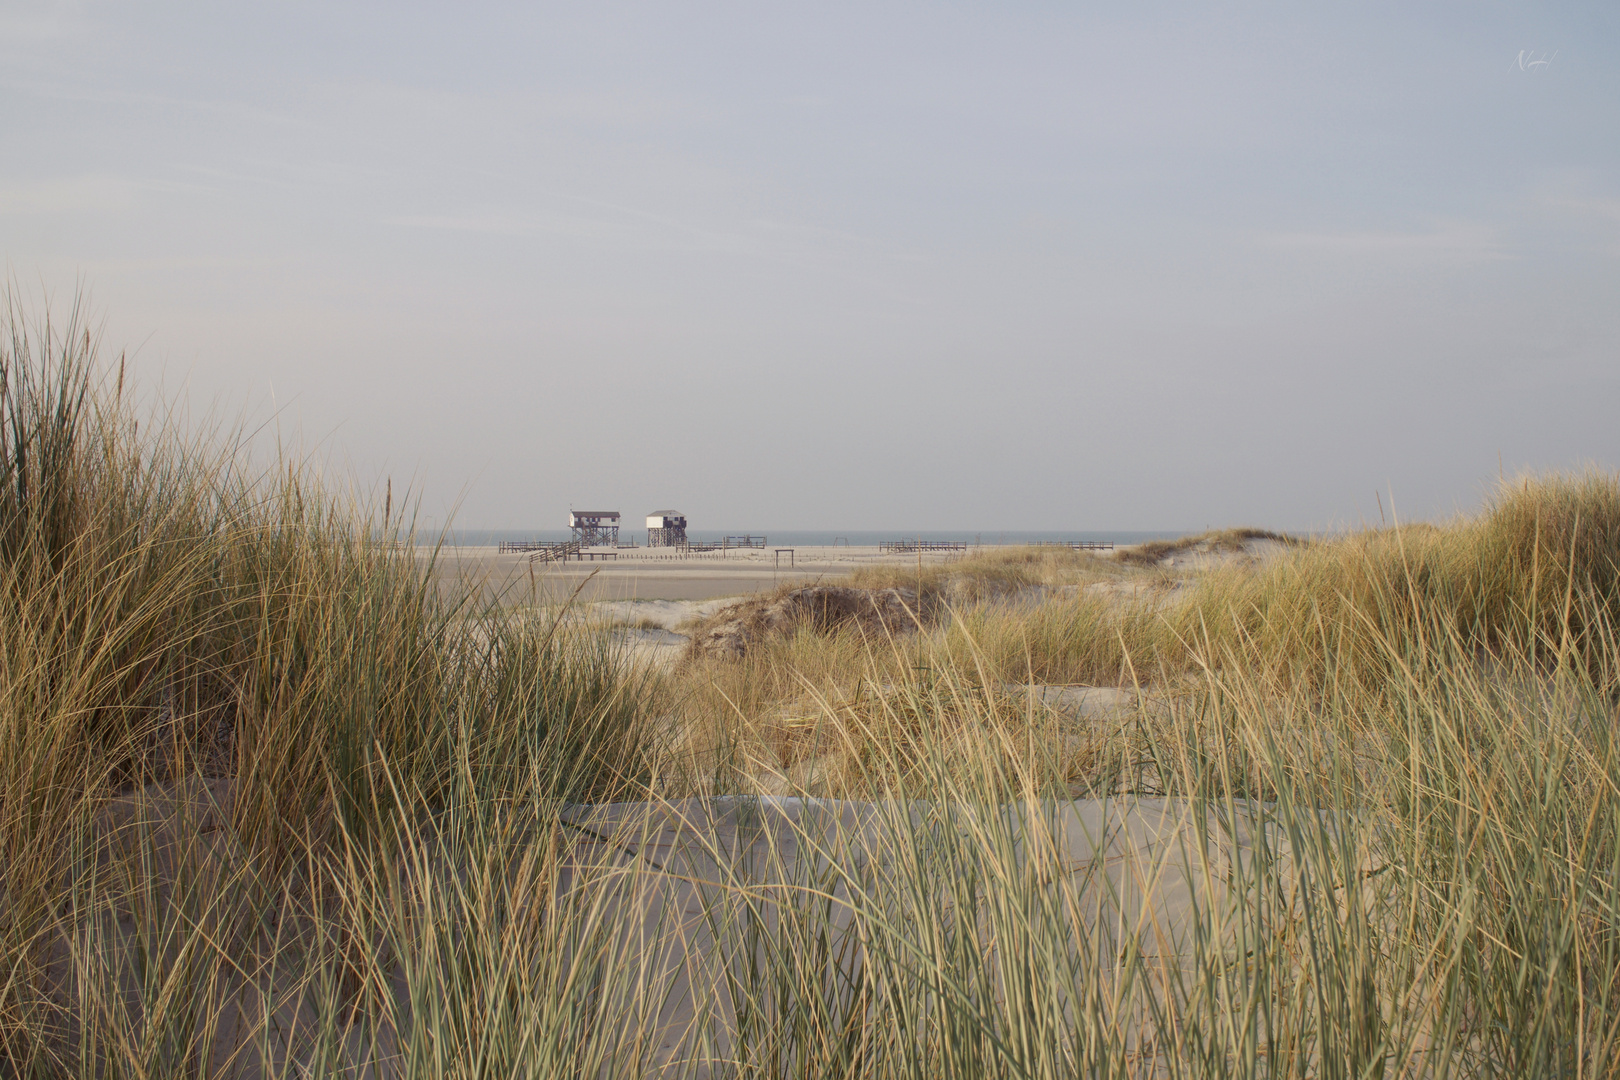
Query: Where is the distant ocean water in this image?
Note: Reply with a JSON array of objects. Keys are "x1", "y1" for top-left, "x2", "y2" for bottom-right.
[{"x1": 431, "y1": 529, "x2": 1185, "y2": 548}]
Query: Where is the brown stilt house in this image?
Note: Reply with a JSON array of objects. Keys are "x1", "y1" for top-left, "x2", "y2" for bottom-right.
[{"x1": 568, "y1": 510, "x2": 620, "y2": 546}]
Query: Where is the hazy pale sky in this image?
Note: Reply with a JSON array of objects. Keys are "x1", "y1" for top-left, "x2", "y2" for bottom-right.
[{"x1": 3, "y1": 2, "x2": 1617, "y2": 531}]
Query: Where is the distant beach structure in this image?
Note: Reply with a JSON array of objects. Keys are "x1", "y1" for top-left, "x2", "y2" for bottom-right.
[
  {"x1": 568, "y1": 510, "x2": 620, "y2": 546},
  {"x1": 646, "y1": 510, "x2": 688, "y2": 548}
]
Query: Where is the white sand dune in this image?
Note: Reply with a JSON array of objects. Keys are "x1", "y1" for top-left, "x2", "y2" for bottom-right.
[
  {"x1": 552, "y1": 794, "x2": 1315, "y2": 1074},
  {"x1": 66, "y1": 783, "x2": 1349, "y2": 1076}
]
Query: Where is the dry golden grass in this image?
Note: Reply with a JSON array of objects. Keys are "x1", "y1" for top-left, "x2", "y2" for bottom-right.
[
  {"x1": 846, "y1": 541, "x2": 1132, "y2": 599},
  {"x1": 0, "y1": 294, "x2": 666, "y2": 1068},
  {"x1": 666, "y1": 470, "x2": 1620, "y2": 797},
  {"x1": 8, "y1": 290, "x2": 1620, "y2": 1075}
]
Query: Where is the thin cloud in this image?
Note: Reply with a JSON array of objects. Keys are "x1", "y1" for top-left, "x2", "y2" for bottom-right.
[
  {"x1": 0, "y1": 174, "x2": 139, "y2": 214},
  {"x1": 0, "y1": 72, "x2": 310, "y2": 131},
  {"x1": 0, "y1": 173, "x2": 223, "y2": 216},
  {"x1": 387, "y1": 195, "x2": 761, "y2": 253},
  {"x1": 1549, "y1": 196, "x2": 1620, "y2": 225},
  {"x1": 1258, "y1": 222, "x2": 1506, "y2": 262},
  {"x1": 0, "y1": 5, "x2": 97, "y2": 44},
  {"x1": 385, "y1": 212, "x2": 636, "y2": 242}
]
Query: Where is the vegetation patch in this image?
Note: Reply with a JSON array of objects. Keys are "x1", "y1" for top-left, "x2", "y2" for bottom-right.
[
  {"x1": 1113, "y1": 525, "x2": 1300, "y2": 566},
  {"x1": 681, "y1": 583, "x2": 924, "y2": 662}
]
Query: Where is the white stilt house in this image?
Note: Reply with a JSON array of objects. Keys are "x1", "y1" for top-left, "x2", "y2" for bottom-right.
[{"x1": 646, "y1": 511, "x2": 687, "y2": 548}]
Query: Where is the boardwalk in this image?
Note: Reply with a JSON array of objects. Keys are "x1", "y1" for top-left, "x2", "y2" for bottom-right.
[
  {"x1": 878, "y1": 540, "x2": 968, "y2": 553},
  {"x1": 1036, "y1": 540, "x2": 1115, "y2": 551},
  {"x1": 493, "y1": 540, "x2": 619, "y2": 563}
]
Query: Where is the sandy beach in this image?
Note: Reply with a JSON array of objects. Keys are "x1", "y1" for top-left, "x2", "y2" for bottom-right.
[{"x1": 424, "y1": 543, "x2": 977, "y2": 603}]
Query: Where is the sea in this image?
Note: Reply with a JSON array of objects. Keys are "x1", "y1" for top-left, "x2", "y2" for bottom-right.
[{"x1": 430, "y1": 529, "x2": 1184, "y2": 548}]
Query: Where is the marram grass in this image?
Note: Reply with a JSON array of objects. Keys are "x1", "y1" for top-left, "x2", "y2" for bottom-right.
[{"x1": 4, "y1": 296, "x2": 1620, "y2": 1076}]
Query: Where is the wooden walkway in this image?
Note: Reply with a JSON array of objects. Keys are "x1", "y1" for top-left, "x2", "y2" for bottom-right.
[{"x1": 493, "y1": 540, "x2": 619, "y2": 564}]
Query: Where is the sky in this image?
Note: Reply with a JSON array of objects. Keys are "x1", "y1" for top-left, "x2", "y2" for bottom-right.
[{"x1": 2, "y1": 1, "x2": 1617, "y2": 532}]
